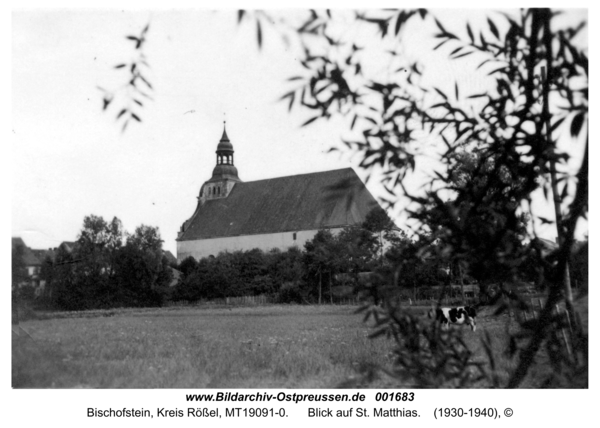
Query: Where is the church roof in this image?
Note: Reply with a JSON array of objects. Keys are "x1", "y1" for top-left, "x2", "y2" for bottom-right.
[{"x1": 178, "y1": 168, "x2": 384, "y2": 241}]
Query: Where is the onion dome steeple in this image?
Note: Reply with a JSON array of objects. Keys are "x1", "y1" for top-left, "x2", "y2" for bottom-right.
[
  {"x1": 198, "y1": 122, "x2": 241, "y2": 204},
  {"x1": 217, "y1": 125, "x2": 233, "y2": 151},
  {"x1": 210, "y1": 121, "x2": 239, "y2": 181}
]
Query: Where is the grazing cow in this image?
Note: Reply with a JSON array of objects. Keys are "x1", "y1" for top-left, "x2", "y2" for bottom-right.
[{"x1": 428, "y1": 305, "x2": 477, "y2": 331}]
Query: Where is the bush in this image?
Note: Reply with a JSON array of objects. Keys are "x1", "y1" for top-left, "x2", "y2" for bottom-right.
[{"x1": 276, "y1": 282, "x2": 305, "y2": 304}]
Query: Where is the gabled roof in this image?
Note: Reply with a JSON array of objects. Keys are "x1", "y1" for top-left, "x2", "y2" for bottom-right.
[
  {"x1": 11, "y1": 237, "x2": 49, "y2": 266},
  {"x1": 179, "y1": 168, "x2": 384, "y2": 241},
  {"x1": 162, "y1": 250, "x2": 178, "y2": 265},
  {"x1": 59, "y1": 241, "x2": 78, "y2": 253}
]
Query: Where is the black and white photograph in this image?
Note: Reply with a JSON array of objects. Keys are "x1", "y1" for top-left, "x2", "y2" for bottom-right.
[{"x1": 10, "y1": 3, "x2": 590, "y2": 408}]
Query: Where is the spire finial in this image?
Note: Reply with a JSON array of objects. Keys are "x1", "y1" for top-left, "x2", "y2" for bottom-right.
[{"x1": 220, "y1": 119, "x2": 230, "y2": 142}]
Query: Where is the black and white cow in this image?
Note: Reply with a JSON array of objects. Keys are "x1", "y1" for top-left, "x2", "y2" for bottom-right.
[{"x1": 428, "y1": 305, "x2": 477, "y2": 331}]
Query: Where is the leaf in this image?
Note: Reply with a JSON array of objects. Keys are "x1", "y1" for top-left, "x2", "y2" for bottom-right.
[
  {"x1": 466, "y1": 22, "x2": 474, "y2": 43},
  {"x1": 560, "y1": 182, "x2": 570, "y2": 201},
  {"x1": 476, "y1": 58, "x2": 492, "y2": 70},
  {"x1": 131, "y1": 113, "x2": 142, "y2": 122},
  {"x1": 433, "y1": 39, "x2": 450, "y2": 51},
  {"x1": 257, "y1": 20, "x2": 263, "y2": 49},
  {"x1": 480, "y1": 32, "x2": 487, "y2": 50},
  {"x1": 364, "y1": 116, "x2": 377, "y2": 125},
  {"x1": 369, "y1": 327, "x2": 388, "y2": 339},
  {"x1": 301, "y1": 116, "x2": 320, "y2": 127},
  {"x1": 449, "y1": 46, "x2": 463, "y2": 56},
  {"x1": 551, "y1": 116, "x2": 566, "y2": 132},
  {"x1": 434, "y1": 87, "x2": 448, "y2": 100},
  {"x1": 279, "y1": 91, "x2": 294, "y2": 101},
  {"x1": 116, "y1": 108, "x2": 127, "y2": 119},
  {"x1": 488, "y1": 18, "x2": 499, "y2": 39},
  {"x1": 570, "y1": 112, "x2": 585, "y2": 137},
  {"x1": 351, "y1": 114, "x2": 358, "y2": 130},
  {"x1": 394, "y1": 11, "x2": 404, "y2": 36},
  {"x1": 114, "y1": 64, "x2": 127, "y2": 69},
  {"x1": 488, "y1": 67, "x2": 507, "y2": 76},
  {"x1": 138, "y1": 74, "x2": 153, "y2": 89},
  {"x1": 454, "y1": 82, "x2": 459, "y2": 100},
  {"x1": 434, "y1": 18, "x2": 447, "y2": 34},
  {"x1": 453, "y1": 51, "x2": 474, "y2": 59},
  {"x1": 237, "y1": 10, "x2": 245, "y2": 23}
]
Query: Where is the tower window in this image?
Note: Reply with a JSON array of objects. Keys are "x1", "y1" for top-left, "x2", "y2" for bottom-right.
[
  {"x1": 218, "y1": 187, "x2": 220, "y2": 195},
  {"x1": 293, "y1": 232, "x2": 297, "y2": 240}
]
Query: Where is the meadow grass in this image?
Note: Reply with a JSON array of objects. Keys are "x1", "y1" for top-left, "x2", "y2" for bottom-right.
[
  {"x1": 12, "y1": 299, "x2": 587, "y2": 388},
  {"x1": 13, "y1": 305, "x2": 396, "y2": 388}
]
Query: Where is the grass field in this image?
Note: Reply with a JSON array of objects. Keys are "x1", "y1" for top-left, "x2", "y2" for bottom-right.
[{"x1": 12, "y1": 299, "x2": 587, "y2": 389}]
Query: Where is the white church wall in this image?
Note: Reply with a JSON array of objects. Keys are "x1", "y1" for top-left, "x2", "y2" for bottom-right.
[{"x1": 177, "y1": 227, "x2": 345, "y2": 261}]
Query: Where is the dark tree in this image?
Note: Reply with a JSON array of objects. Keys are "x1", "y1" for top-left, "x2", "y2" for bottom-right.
[{"x1": 239, "y1": 8, "x2": 588, "y2": 387}]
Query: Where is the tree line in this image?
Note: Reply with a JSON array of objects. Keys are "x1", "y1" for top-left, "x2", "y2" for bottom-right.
[
  {"x1": 13, "y1": 208, "x2": 587, "y2": 313},
  {"x1": 14, "y1": 215, "x2": 174, "y2": 312}
]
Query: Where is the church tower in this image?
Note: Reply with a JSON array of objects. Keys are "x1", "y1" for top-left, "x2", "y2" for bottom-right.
[{"x1": 198, "y1": 123, "x2": 241, "y2": 204}]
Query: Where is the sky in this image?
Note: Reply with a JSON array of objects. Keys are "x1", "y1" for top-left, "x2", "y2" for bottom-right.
[{"x1": 10, "y1": 7, "x2": 589, "y2": 257}]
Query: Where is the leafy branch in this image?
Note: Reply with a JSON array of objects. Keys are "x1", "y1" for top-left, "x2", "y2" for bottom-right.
[
  {"x1": 98, "y1": 23, "x2": 153, "y2": 132},
  {"x1": 240, "y1": 8, "x2": 588, "y2": 388}
]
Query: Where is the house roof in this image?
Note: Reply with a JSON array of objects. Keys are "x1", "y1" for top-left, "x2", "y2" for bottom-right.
[
  {"x1": 178, "y1": 168, "x2": 385, "y2": 241},
  {"x1": 59, "y1": 241, "x2": 78, "y2": 253},
  {"x1": 11, "y1": 237, "x2": 50, "y2": 266},
  {"x1": 162, "y1": 250, "x2": 178, "y2": 265}
]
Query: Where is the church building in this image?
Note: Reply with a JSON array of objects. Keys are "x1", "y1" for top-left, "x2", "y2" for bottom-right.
[{"x1": 176, "y1": 126, "x2": 388, "y2": 261}]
